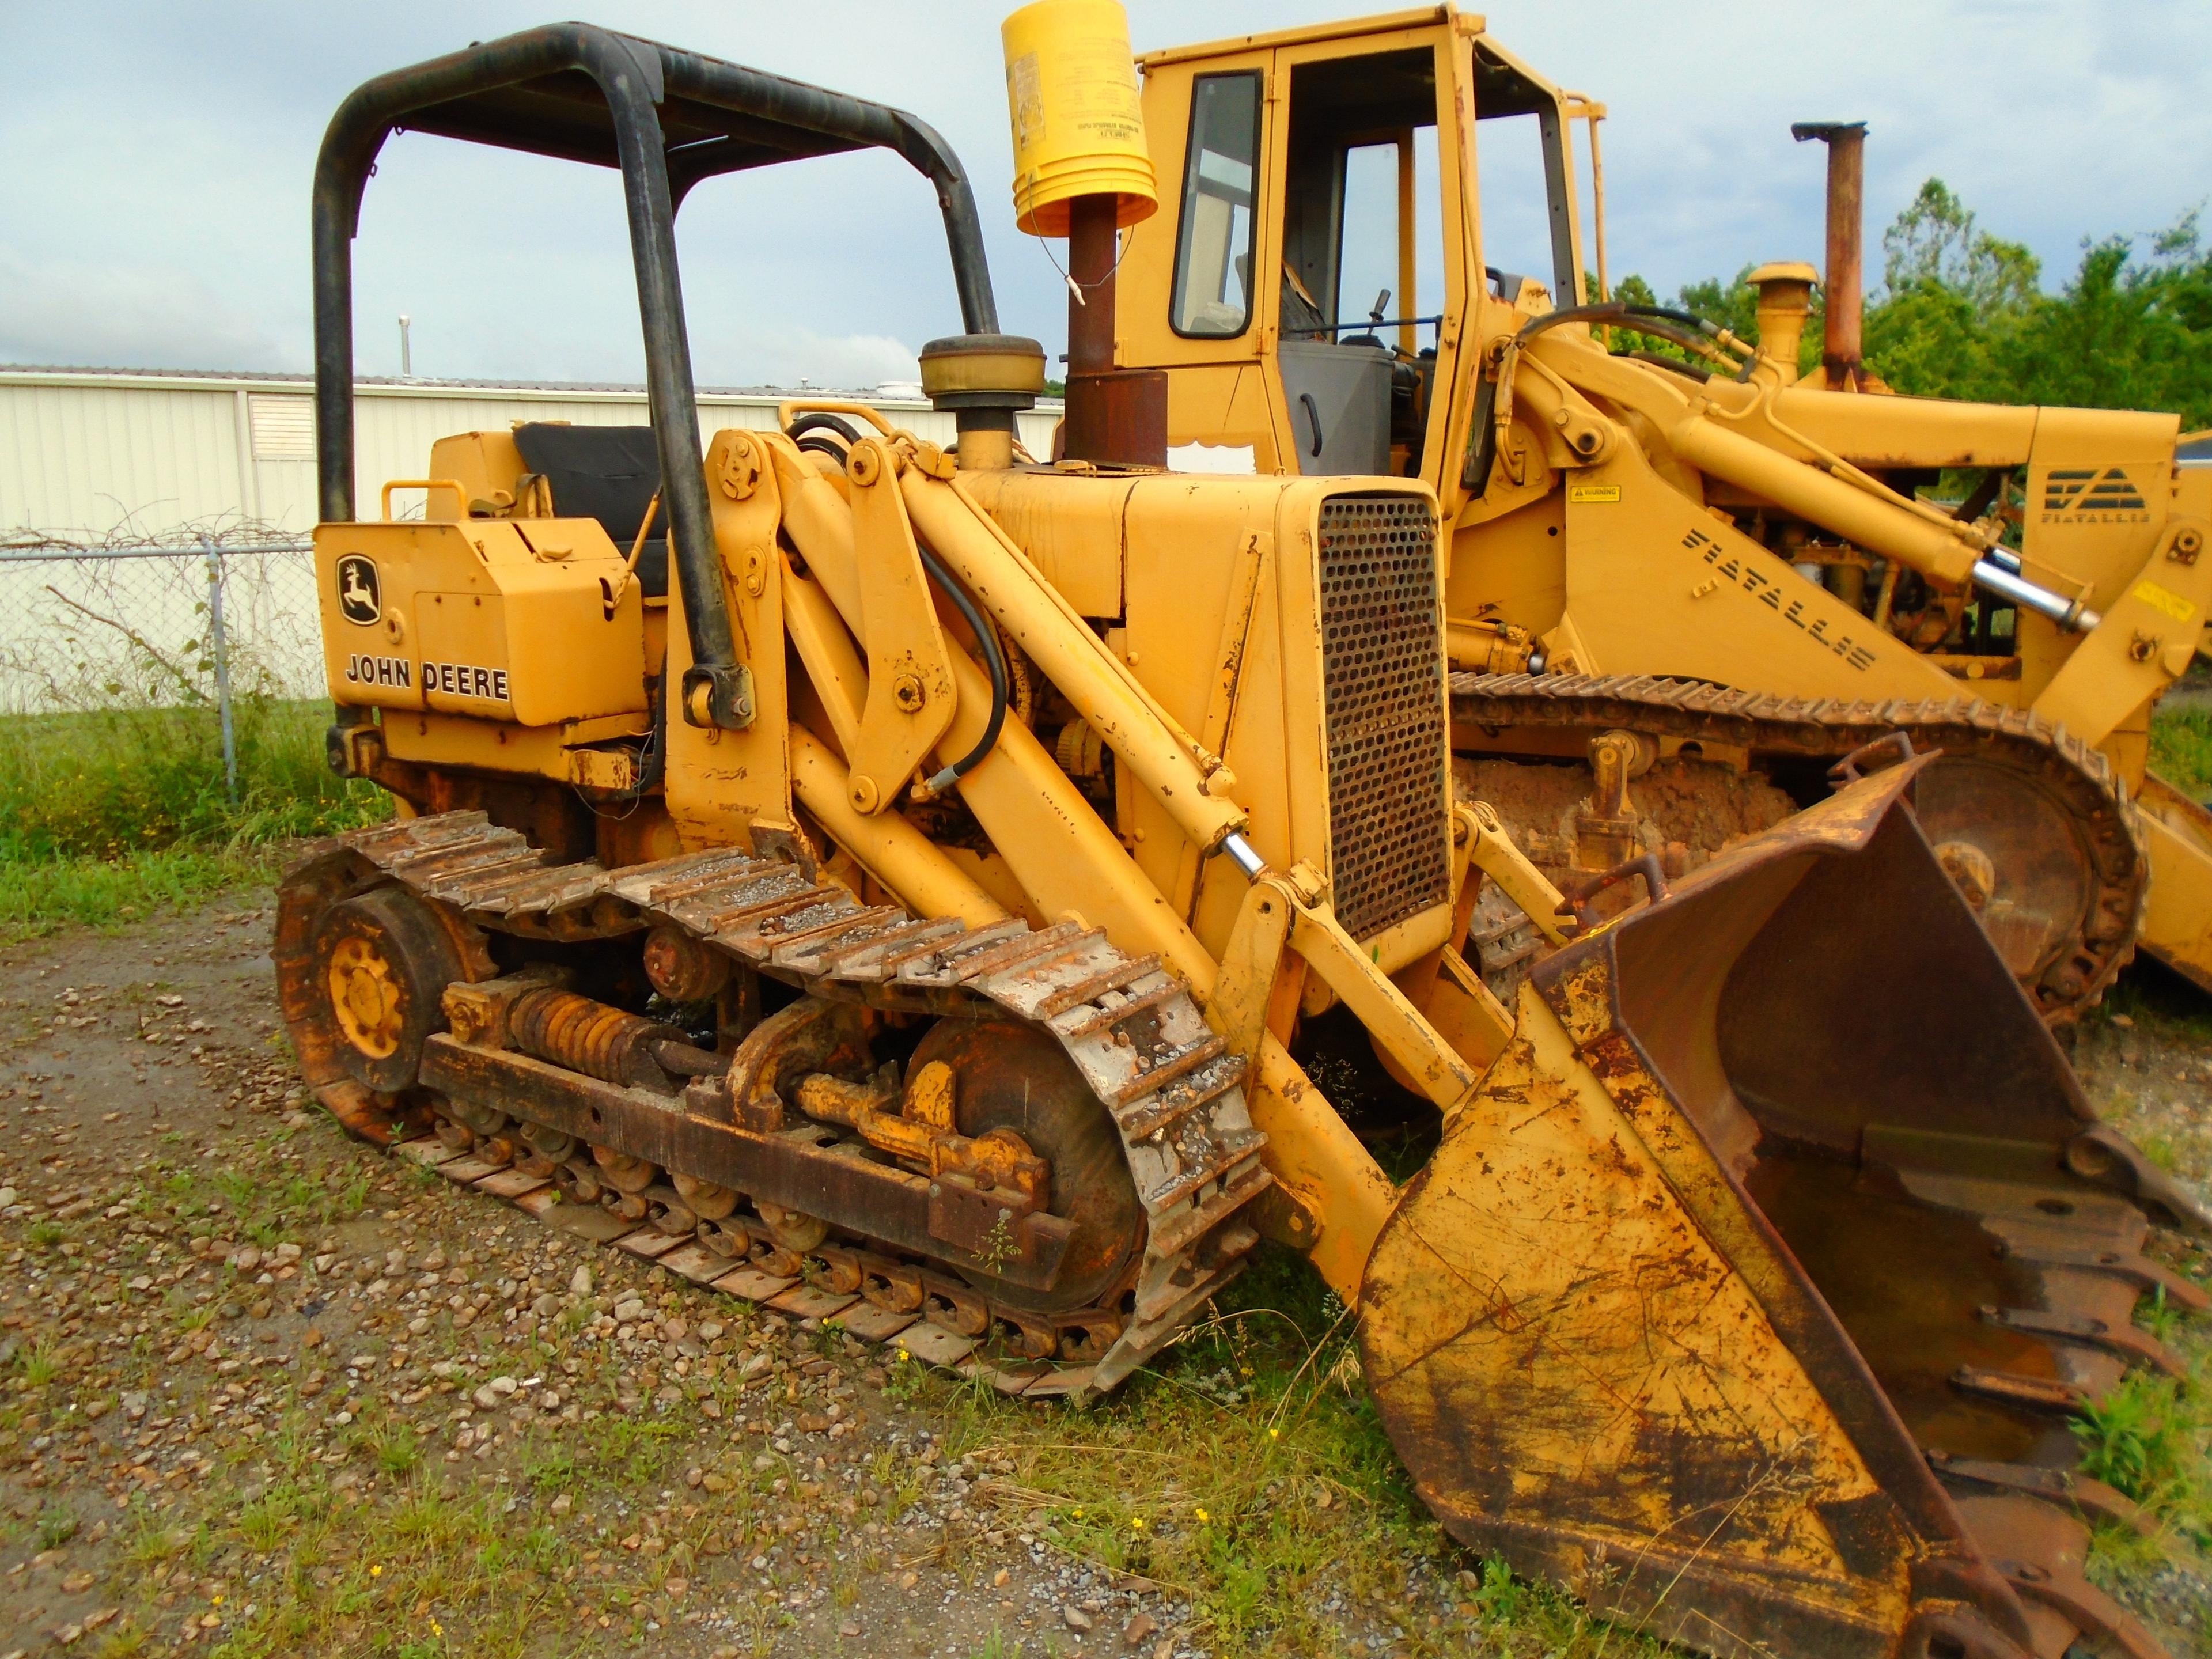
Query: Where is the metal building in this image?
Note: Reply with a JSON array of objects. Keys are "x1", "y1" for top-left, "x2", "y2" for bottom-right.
[{"x1": 0, "y1": 366, "x2": 1063, "y2": 543}]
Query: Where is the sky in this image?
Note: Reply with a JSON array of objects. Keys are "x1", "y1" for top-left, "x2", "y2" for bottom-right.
[{"x1": 2, "y1": 1, "x2": 2207, "y2": 389}]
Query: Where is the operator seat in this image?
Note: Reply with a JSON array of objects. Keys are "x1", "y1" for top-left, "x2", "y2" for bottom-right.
[{"x1": 511, "y1": 423, "x2": 669, "y2": 599}]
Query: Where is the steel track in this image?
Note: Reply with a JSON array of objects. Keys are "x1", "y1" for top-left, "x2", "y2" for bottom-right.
[
  {"x1": 1450, "y1": 672, "x2": 2147, "y2": 1020},
  {"x1": 278, "y1": 810, "x2": 1274, "y2": 1396}
]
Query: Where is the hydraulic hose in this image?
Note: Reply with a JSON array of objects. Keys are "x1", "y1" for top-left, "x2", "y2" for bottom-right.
[
  {"x1": 786, "y1": 410, "x2": 864, "y2": 465},
  {"x1": 1467, "y1": 301, "x2": 1755, "y2": 491},
  {"x1": 913, "y1": 542, "x2": 1009, "y2": 798}
]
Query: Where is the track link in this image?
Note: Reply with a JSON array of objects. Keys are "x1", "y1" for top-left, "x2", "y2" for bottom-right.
[
  {"x1": 1450, "y1": 671, "x2": 2147, "y2": 1020},
  {"x1": 278, "y1": 812, "x2": 1274, "y2": 1396}
]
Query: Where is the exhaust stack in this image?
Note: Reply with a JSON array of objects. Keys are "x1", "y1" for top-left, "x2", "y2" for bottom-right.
[
  {"x1": 1791, "y1": 120, "x2": 1868, "y2": 391},
  {"x1": 1002, "y1": 0, "x2": 1169, "y2": 466}
]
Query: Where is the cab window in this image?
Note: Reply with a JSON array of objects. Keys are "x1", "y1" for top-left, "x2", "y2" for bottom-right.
[
  {"x1": 1170, "y1": 71, "x2": 1263, "y2": 338},
  {"x1": 1471, "y1": 49, "x2": 1580, "y2": 306}
]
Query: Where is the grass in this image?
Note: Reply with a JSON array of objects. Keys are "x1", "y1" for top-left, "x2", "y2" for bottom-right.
[
  {"x1": 0, "y1": 696, "x2": 387, "y2": 938},
  {"x1": 2074, "y1": 1371, "x2": 2206, "y2": 1534},
  {"x1": 2152, "y1": 696, "x2": 2212, "y2": 800},
  {"x1": 925, "y1": 1249, "x2": 1672, "y2": 1657}
]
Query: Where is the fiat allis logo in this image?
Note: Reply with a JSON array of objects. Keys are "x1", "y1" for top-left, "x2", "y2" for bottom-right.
[{"x1": 2042, "y1": 467, "x2": 2149, "y2": 523}]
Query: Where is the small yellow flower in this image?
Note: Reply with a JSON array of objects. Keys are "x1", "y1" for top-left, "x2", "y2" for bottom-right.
[
  {"x1": 431, "y1": 1621, "x2": 444, "y2": 1637},
  {"x1": 211, "y1": 1594, "x2": 224, "y2": 1605},
  {"x1": 895, "y1": 1349, "x2": 910, "y2": 1363},
  {"x1": 1071, "y1": 1507, "x2": 1084, "y2": 1519},
  {"x1": 1194, "y1": 1507, "x2": 1210, "y2": 1523},
  {"x1": 1131, "y1": 1516, "x2": 1145, "y2": 1531},
  {"x1": 1267, "y1": 1427, "x2": 1279, "y2": 1440},
  {"x1": 370, "y1": 1564, "x2": 383, "y2": 1578}
]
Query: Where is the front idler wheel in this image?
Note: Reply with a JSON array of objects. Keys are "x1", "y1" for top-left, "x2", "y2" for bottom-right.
[{"x1": 276, "y1": 853, "x2": 487, "y2": 1144}]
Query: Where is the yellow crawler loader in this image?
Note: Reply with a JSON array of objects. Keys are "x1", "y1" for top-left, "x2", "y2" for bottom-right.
[
  {"x1": 1113, "y1": 6, "x2": 2212, "y2": 1021},
  {"x1": 279, "y1": 14, "x2": 2205, "y2": 1658}
]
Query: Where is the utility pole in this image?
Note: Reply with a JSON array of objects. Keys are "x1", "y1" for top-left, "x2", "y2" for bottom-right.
[{"x1": 399, "y1": 314, "x2": 413, "y2": 380}]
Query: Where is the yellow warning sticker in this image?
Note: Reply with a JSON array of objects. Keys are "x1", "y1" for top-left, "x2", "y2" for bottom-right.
[
  {"x1": 1568, "y1": 483, "x2": 1622, "y2": 504},
  {"x1": 2132, "y1": 579, "x2": 2198, "y2": 623}
]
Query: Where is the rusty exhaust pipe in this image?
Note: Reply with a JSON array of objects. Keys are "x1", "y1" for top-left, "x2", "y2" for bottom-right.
[
  {"x1": 1062, "y1": 192, "x2": 1168, "y2": 466},
  {"x1": 1791, "y1": 120, "x2": 1867, "y2": 391}
]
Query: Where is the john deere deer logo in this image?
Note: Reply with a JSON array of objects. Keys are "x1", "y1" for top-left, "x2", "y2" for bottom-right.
[{"x1": 336, "y1": 555, "x2": 381, "y2": 626}]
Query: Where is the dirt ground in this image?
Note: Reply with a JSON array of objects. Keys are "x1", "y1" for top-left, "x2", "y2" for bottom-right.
[
  {"x1": 0, "y1": 891, "x2": 1224, "y2": 1659},
  {"x1": 0, "y1": 888, "x2": 2205, "y2": 1658}
]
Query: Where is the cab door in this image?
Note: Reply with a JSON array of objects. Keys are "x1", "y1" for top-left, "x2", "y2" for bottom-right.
[
  {"x1": 1123, "y1": 46, "x2": 1278, "y2": 471},
  {"x1": 1125, "y1": 21, "x2": 1469, "y2": 483},
  {"x1": 1263, "y1": 22, "x2": 1470, "y2": 484}
]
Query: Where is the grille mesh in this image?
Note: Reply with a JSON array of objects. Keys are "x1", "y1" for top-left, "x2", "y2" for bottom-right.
[{"x1": 1317, "y1": 494, "x2": 1452, "y2": 941}]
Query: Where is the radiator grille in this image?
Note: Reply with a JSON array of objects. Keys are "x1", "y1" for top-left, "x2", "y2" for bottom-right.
[{"x1": 1317, "y1": 494, "x2": 1452, "y2": 940}]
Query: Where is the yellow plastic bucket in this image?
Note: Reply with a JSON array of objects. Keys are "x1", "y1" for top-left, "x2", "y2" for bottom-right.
[{"x1": 1001, "y1": 0, "x2": 1157, "y2": 237}]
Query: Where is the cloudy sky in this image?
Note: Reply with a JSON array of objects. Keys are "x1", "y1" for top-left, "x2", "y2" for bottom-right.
[{"x1": 2, "y1": 1, "x2": 2206, "y2": 389}]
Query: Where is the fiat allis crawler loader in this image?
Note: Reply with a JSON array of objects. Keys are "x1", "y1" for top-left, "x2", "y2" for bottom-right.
[
  {"x1": 281, "y1": 16, "x2": 2205, "y2": 1659},
  {"x1": 1116, "y1": 7, "x2": 2212, "y2": 1020}
]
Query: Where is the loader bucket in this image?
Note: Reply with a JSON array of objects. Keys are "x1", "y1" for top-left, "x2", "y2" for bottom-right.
[{"x1": 1361, "y1": 758, "x2": 2201, "y2": 1659}]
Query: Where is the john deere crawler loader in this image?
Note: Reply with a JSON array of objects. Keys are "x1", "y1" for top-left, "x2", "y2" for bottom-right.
[
  {"x1": 1114, "y1": 6, "x2": 2212, "y2": 1022},
  {"x1": 279, "y1": 13, "x2": 2205, "y2": 1657}
]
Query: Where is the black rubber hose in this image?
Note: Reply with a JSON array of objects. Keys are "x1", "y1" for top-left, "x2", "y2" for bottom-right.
[
  {"x1": 914, "y1": 543, "x2": 1009, "y2": 796},
  {"x1": 1612, "y1": 347, "x2": 1713, "y2": 382},
  {"x1": 786, "y1": 411, "x2": 865, "y2": 446},
  {"x1": 786, "y1": 411, "x2": 866, "y2": 467},
  {"x1": 1465, "y1": 301, "x2": 1747, "y2": 491}
]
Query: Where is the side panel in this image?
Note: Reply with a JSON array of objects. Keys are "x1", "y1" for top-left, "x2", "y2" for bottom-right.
[
  {"x1": 315, "y1": 518, "x2": 646, "y2": 726},
  {"x1": 1533, "y1": 445, "x2": 1961, "y2": 698}
]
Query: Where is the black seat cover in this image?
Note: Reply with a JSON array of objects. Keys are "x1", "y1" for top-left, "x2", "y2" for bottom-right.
[{"x1": 512, "y1": 423, "x2": 668, "y2": 597}]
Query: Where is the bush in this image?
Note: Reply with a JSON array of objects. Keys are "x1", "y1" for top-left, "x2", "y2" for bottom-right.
[{"x1": 0, "y1": 696, "x2": 384, "y2": 862}]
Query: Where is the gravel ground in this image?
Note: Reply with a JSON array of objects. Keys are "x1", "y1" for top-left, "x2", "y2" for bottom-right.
[
  {"x1": 0, "y1": 893, "x2": 1212, "y2": 1658},
  {"x1": 0, "y1": 889, "x2": 2204, "y2": 1658}
]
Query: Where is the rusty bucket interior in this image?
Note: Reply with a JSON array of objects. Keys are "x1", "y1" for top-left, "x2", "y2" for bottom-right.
[{"x1": 1361, "y1": 761, "x2": 2200, "y2": 1659}]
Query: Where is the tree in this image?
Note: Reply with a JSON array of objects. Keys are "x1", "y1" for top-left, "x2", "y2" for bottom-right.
[
  {"x1": 1611, "y1": 184, "x2": 2212, "y2": 429},
  {"x1": 1878, "y1": 179, "x2": 2041, "y2": 316}
]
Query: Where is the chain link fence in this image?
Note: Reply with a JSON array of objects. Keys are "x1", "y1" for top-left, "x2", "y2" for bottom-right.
[{"x1": 0, "y1": 531, "x2": 323, "y2": 800}]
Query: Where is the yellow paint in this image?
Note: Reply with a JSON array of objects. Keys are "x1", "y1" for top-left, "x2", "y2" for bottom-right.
[
  {"x1": 1362, "y1": 990, "x2": 1914, "y2": 1627},
  {"x1": 313, "y1": 517, "x2": 646, "y2": 729},
  {"x1": 1114, "y1": 6, "x2": 2212, "y2": 977},
  {"x1": 2133, "y1": 579, "x2": 2198, "y2": 623},
  {"x1": 1001, "y1": 0, "x2": 1156, "y2": 236}
]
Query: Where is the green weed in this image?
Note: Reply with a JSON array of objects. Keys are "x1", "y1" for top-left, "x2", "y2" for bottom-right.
[
  {"x1": 36, "y1": 1505, "x2": 81, "y2": 1549},
  {"x1": 372, "y1": 1424, "x2": 423, "y2": 1478},
  {"x1": 18, "y1": 1342, "x2": 60, "y2": 1387},
  {"x1": 238, "y1": 1490, "x2": 301, "y2": 1552},
  {"x1": 0, "y1": 696, "x2": 387, "y2": 937},
  {"x1": 2074, "y1": 1373, "x2": 2193, "y2": 1512},
  {"x1": 2152, "y1": 700, "x2": 2212, "y2": 799},
  {"x1": 0, "y1": 698, "x2": 382, "y2": 863}
]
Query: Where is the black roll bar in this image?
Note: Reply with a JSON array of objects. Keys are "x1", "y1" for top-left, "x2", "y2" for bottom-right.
[{"x1": 311, "y1": 22, "x2": 1001, "y2": 728}]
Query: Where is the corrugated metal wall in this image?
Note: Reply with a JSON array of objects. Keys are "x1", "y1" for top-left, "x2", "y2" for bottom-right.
[{"x1": 0, "y1": 370, "x2": 1064, "y2": 541}]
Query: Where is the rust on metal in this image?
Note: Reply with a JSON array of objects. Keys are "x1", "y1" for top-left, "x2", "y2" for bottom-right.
[
  {"x1": 276, "y1": 808, "x2": 1267, "y2": 1389},
  {"x1": 1361, "y1": 761, "x2": 2196, "y2": 1659},
  {"x1": 1449, "y1": 672, "x2": 2146, "y2": 1021}
]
